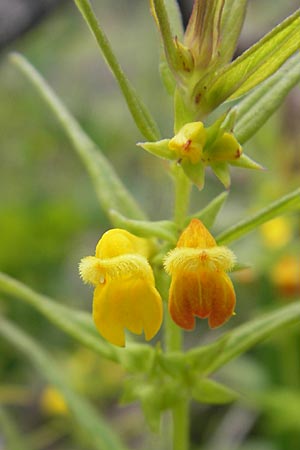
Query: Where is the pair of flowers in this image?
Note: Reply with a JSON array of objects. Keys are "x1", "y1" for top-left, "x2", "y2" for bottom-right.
[{"x1": 79, "y1": 219, "x2": 236, "y2": 346}]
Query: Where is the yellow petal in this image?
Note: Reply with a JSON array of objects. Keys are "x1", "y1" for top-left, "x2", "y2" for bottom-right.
[
  {"x1": 164, "y1": 246, "x2": 236, "y2": 275},
  {"x1": 168, "y1": 122, "x2": 207, "y2": 164},
  {"x1": 95, "y1": 229, "x2": 150, "y2": 259},
  {"x1": 205, "y1": 132, "x2": 242, "y2": 162},
  {"x1": 93, "y1": 278, "x2": 163, "y2": 347},
  {"x1": 260, "y1": 217, "x2": 292, "y2": 249},
  {"x1": 79, "y1": 254, "x2": 154, "y2": 286}
]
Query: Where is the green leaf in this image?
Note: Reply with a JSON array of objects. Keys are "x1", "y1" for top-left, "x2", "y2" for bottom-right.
[
  {"x1": 0, "y1": 271, "x2": 118, "y2": 362},
  {"x1": 0, "y1": 272, "x2": 155, "y2": 372},
  {"x1": 137, "y1": 139, "x2": 176, "y2": 160},
  {"x1": 234, "y1": 53, "x2": 300, "y2": 144},
  {"x1": 151, "y1": 0, "x2": 183, "y2": 74},
  {"x1": 191, "y1": 378, "x2": 238, "y2": 404},
  {"x1": 182, "y1": 159, "x2": 205, "y2": 189},
  {"x1": 151, "y1": 0, "x2": 183, "y2": 95},
  {"x1": 229, "y1": 153, "x2": 264, "y2": 170},
  {"x1": 211, "y1": 162, "x2": 231, "y2": 188},
  {"x1": 159, "y1": 58, "x2": 176, "y2": 95},
  {"x1": 10, "y1": 53, "x2": 146, "y2": 221},
  {"x1": 188, "y1": 191, "x2": 228, "y2": 228},
  {"x1": 198, "y1": 9, "x2": 300, "y2": 111},
  {"x1": 117, "y1": 343, "x2": 156, "y2": 373},
  {"x1": 259, "y1": 388, "x2": 300, "y2": 433},
  {"x1": 216, "y1": 188, "x2": 300, "y2": 245},
  {"x1": 164, "y1": 0, "x2": 184, "y2": 39},
  {"x1": 109, "y1": 210, "x2": 178, "y2": 242},
  {"x1": 186, "y1": 301, "x2": 300, "y2": 375},
  {"x1": 0, "y1": 318, "x2": 127, "y2": 450},
  {"x1": 73, "y1": 0, "x2": 160, "y2": 141},
  {"x1": 0, "y1": 406, "x2": 30, "y2": 450},
  {"x1": 218, "y1": 0, "x2": 248, "y2": 65}
]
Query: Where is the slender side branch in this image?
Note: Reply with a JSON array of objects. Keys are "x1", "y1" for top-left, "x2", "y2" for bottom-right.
[
  {"x1": 152, "y1": 0, "x2": 179, "y2": 70},
  {"x1": 10, "y1": 53, "x2": 146, "y2": 220},
  {"x1": 74, "y1": 0, "x2": 160, "y2": 141}
]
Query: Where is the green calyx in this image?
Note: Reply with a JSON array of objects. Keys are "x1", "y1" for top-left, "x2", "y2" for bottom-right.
[{"x1": 139, "y1": 115, "x2": 262, "y2": 189}]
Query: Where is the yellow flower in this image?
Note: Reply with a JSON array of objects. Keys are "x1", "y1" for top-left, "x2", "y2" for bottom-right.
[
  {"x1": 260, "y1": 217, "x2": 292, "y2": 249},
  {"x1": 79, "y1": 229, "x2": 163, "y2": 347},
  {"x1": 168, "y1": 121, "x2": 207, "y2": 164},
  {"x1": 40, "y1": 386, "x2": 68, "y2": 416},
  {"x1": 164, "y1": 219, "x2": 236, "y2": 330}
]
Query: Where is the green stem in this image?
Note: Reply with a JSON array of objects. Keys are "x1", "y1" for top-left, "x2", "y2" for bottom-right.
[
  {"x1": 164, "y1": 312, "x2": 189, "y2": 450},
  {"x1": 173, "y1": 164, "x2": 191, "y2": 228},
  {"x1": 74, "y1": 0, "x2": 160, "y2": 141},
  {"x1": 172, "y1": 400, "x2": 189, "y2": 450},
  {"x1": 164, "y1": 295, "x2": 189, "y2": 450},
  {"x1": 163, "y1": 162, "x2": 191, "y2": 450}
]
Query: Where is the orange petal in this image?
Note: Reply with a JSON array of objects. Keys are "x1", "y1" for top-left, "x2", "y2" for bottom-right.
[
  {"x1": 169, "y1": 271, "x2": 213, "y2": 330},
  {"x1": 207, "y1": 272, "x2": 236, "y2": 328},
  {"x1": 194, "y1": 270, "x2": 212, "y2": 319},
  {"x1": 169, "y1": 274, "x2": 196, "y2": 330},
  {"x1": 177, "y1": 219, "x2": 216, "y2": 248},
  {"x1": 169, "y1": 270, "x2": 235, "y2": 330},
  {"x1": 93, "y1": 278, "x2": 163, "y2": 346}
]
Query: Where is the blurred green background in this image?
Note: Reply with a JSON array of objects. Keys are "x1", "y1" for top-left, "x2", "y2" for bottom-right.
[{"x1": 0, "y1": 1, "x2": 300, "y2": 449}]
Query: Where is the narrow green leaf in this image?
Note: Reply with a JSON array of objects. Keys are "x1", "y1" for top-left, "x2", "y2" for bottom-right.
[
  {"x1": 159, "y1": 58, "x2": 176, "y2": 95},
  {"x1": 0, "y1": 271, "x2": 118, "y2": 362},
  {"x1": 218, "y1": 0, "x2": 248, "y2": 64},
  {"x1": 199, "y1": 9, "x2": 300, "y2": 111},
  {"x1": 151, "y1": 0, "x2": 180, "y2": 72},
  {"x1": 10, "y1": 53, "x2": 145, "y2": 221},
  {"x1": 137, "y1": 139, "x2": 176, "y2": 160},
  {"x1": 216, "y1": 188, "x2": 300, "y2": 245},
  {"x1": 182, "y1": 159, "x2": 205, "y2": 189},
  {"x1": 0, "y1": 272, "x2": 153, "y2": 371},
  {"x1": 186, "y1": 301, "x2": 300, "y2": 375},
  {"x1": 211, "y1": 162, "x2": 231, "y2": 188},
  {"x1": 73, "y1": 0, "x2": 160, "y2": 141},
  {"x1": 0, "y1": 318, "x2": 127, "y2": 450},
  {"x1": 188, "y1": 191, "x2": 228, "y2": 228},
  {"x1": 234, "y1": 53, "x2": 300, "y2": 144},
  {"x1": 0, "y1": 406, "x2": 30, "y2": 450},
  {"x1": 229, "y1": 154, "x2": 264, "y2": 170},
  {"x1": 164, "y1": 0, "x2": 184, "y2": 39},
  {"x1": 109, "y1": 210, "x2": 178, "y2": 242},
  {"x1": 191, "y1": 378, "x2": 238, "y2": 404}
]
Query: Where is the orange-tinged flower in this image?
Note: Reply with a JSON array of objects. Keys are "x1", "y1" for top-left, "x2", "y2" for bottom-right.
[
  {"x1": 79, "y1": 229, "x2": 163, "y2": 347},
  {"x1": 164, "y1": 219, "x2": 236, "y2": 330},
  {"x1": 271, "y1": 255, "x2": 300, "y2": 298}
]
